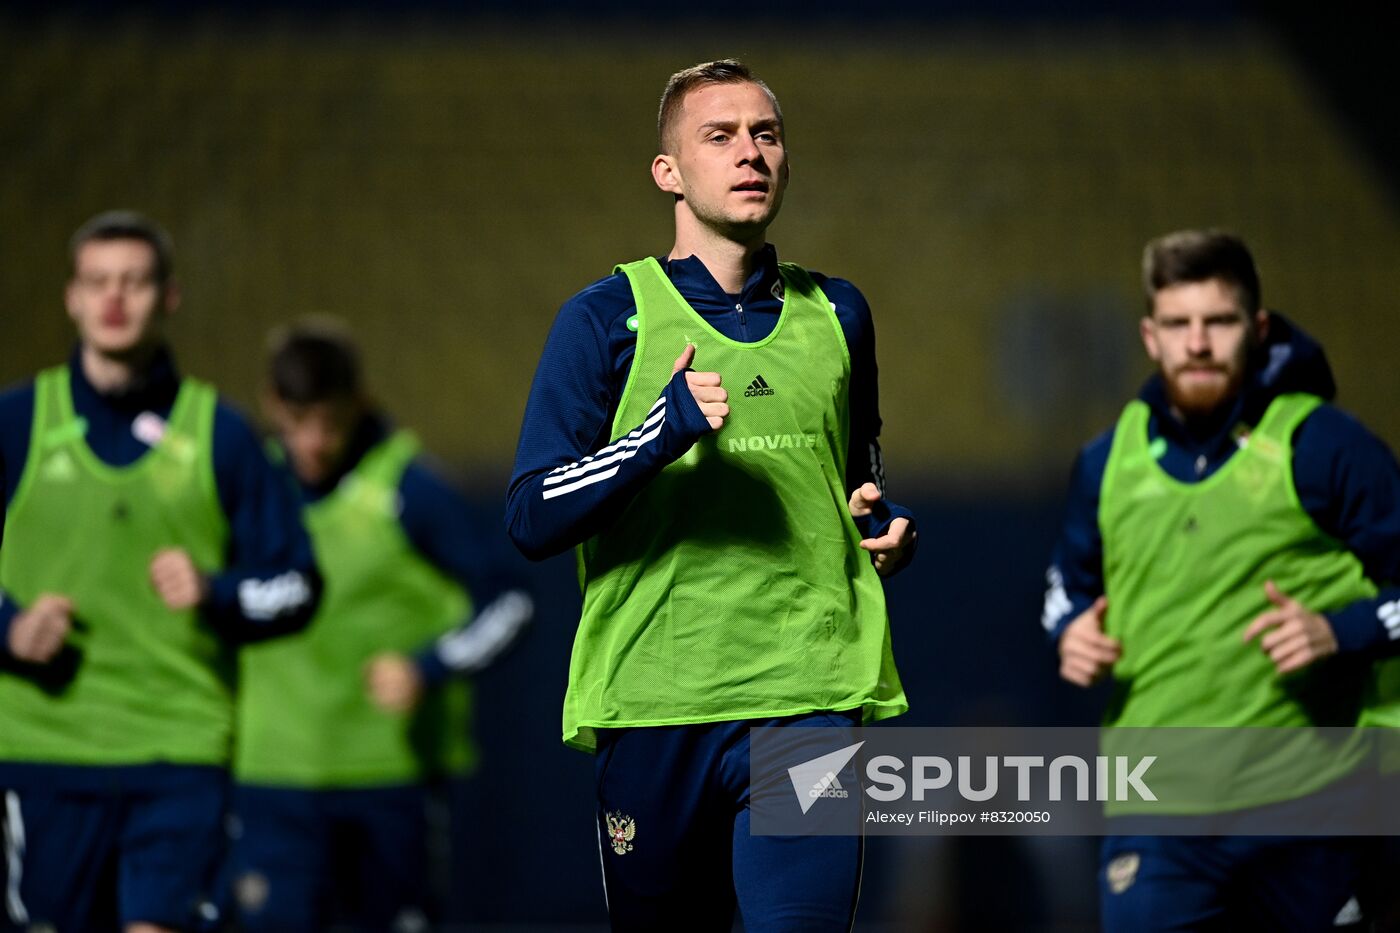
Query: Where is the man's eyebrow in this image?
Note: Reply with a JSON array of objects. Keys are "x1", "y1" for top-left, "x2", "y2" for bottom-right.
[
  {"x1": 697, "y1": 120, "x2": 738, "y2": 134},
  {"x1": 696, "y1": 117, "x2": 781, "y2": 135}
]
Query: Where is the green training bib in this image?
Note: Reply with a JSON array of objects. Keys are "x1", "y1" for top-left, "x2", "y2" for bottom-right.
[
  {"x1": 0, "y1": 365, "x2": 231, "y2": 766},
  {"x1": 1099, "y1": 393, "x2": 1376, "y2": 812},
  {"x1": 562, "y1": 258, "x2": 906, "y2": 752},
  {"x1": 235, "y1": 431, "x2": 474, "y2": 787}
]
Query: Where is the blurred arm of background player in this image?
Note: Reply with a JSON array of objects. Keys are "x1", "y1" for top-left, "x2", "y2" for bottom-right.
[
  {"x1": 365, "y1": 458, "x2": 533, "y2": 713},
  {"x1": 1, "y1": 437, "x2": 71, "y2": 661},
  {"x1": 1237, "y1": 402, "x2": 1400, "y2": 671},
  {"x1": 1041, "y1": 434, "x2": 1120, "y2": 687},
  {"x1": 0, "y1": 380, "x2": 323, "y2": 664},
  {"x1": 191, "y1": 404, "x2": 323, "y2": 642},
  {"x1": 2, "y1": 444, "x2": 74, "y2": 665},
  {"x1": 503, "y1": 271, "x2": 917, "y2": 575}
]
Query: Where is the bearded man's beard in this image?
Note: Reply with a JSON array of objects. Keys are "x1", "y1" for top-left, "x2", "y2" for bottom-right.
[{"x1": 1164, "y1": 363, "x2": 1245, "y2": 419}]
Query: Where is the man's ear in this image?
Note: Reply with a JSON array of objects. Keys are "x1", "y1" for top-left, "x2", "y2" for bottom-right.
[
  {"x1": 161, "y1": 279, "x2": 182, "y2": 316},
  {"x1": 64, "y1": 280, "x2": 80, "y2": 324},
  {"x1": 652, "y1": 153, "x2": 683, "y2": 196},
  {"x1": 1254, "y1": 308, "x2": 1270, "y2": 344},
  {"x1": 1139, "y1": 315, "x2": 1161, "y2": 363}
]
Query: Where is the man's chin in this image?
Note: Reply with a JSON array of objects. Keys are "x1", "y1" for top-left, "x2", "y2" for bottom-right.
[
  {"x1": 699, "y1": 202, "x2": 781, "y2": 240},
  {"x1": 1165, "y1": 382, "x2": 1232, "y2": 419},
  {"x1": 89, "y1": 337, "x2": 155, "y2": 361}
]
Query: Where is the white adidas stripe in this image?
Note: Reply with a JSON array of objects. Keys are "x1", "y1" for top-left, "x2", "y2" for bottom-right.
[
  {"x1": 1042, "y1": 566, "x2": 1073, "y2": 633},
  {"x1": 543, "y1": 464, "x2": 622, "y2": 500},
  {"x1": 542, "y1": 425, "x2": 665, "y2": 490},
  {"x1": 435, "y1": 591, "x2": 534, "y2": 673},
  {"x1": 1380, "y1": 599, "x2": 1400, "y2": 640},
  {"x1": 548, "y1": 412, "x2": 663, "y2": 477},
  {"x1": 3, "y1": 791, "x2": 28, "y2": 925},
  {"x1": 542, "y1": 416, "x2": 667, "y2": 500},
  {"x1": 546, "y1": 398, "x2": 665, "y2": 479},
  {"x1": 237, "y1": 571, "x2": 314, "y2": 622},
  {"x1": 544, "y1": 404, "x2": 667, "y2": 487}
]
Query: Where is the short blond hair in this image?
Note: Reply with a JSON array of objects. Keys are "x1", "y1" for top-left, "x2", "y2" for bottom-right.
[{"x1": 656, "y1": 59, "x2": 783, "y2": 154}]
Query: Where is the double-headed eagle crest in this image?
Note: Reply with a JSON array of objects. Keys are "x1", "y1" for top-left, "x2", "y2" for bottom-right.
[{"x1": 605, "y1": 811, "x2": 636, "y2": 855}]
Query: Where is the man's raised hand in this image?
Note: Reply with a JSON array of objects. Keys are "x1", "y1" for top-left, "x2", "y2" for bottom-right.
[
  {"x1": 848, "y1": 482, "x2": 916, "y2": 576},
  {"x1": 673, "y1": 344, "x2": 728, "y2": 431}
]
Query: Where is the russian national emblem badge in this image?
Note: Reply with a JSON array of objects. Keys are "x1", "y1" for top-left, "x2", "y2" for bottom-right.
[
  {"x1": 1106, "y1": 852, "x2": 1140, "y2": 894},
  {"x1": 605, "y1": 811, "x2": 636, "y2": 855}
]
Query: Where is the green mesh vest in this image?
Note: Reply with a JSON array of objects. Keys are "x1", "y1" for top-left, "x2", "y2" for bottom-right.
[
  {"x1": 0, "y1": 365, "x2": 232, "y2": 766},
  {"x1": 561, "y1": 257, "x2": 907, "y2": 752},
  {"x1": 1362, "y1": 660, "x2": 1400, "y2": 729},
  {"x1": 1362, "y1": 660, "x2": 1400, "y2": 774},
  {"x1": 235, "y1": 431, "x2": 475, "y2": 787},
  {"x1": 1098, "y1": 393, "x2": 1376, "y2": 812}
]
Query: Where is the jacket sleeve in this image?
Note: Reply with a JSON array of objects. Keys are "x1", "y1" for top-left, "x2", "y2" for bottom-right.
[
  {"x1": 1043, "y1": 431, "x2": 1114, "y2": 644},
  {"x1": 820, "y1": 276, "x2": 917, "y2": 575},
  {"x1": 204, "y1": 404, "x2": 323, "y2": 643},
  {"x1": 391, "y1": 458, "x2": 535, "y2": 685},
  {"x1": 1291, "y1": 405, "x2": 1400, "y2": 656},
  {"x1": 505, "y1": 293, "x2": 715, "y2": 561},
  {"x1": 0, "y1": 384, "x2": 32, "y2": 657}
]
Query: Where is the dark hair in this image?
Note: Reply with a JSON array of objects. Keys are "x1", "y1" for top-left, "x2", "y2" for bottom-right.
[
  {"x1": 267, "y1": 315, "x2": 362, "y2": 404},
  {"x1": 657, "y1": 59, "x2": 783, "y2": 154},
  {"x1": 69, "y1": 210, "x2": 175, "y2": 284},
  {"x1": 1142, "y1": 229, "x2": 1261, "y2": 314}
]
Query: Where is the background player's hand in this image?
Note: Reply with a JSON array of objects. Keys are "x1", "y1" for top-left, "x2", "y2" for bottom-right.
[
  {"x1": 7, "y1": 594, "x2": 73, "y2": 664},
  {"x1": 848, "y1": 482, "x2": 915, "y2": 576},
  {"x1": 149, "y1": 548, "x2": 209, "y2": 611},
  {"x1": 1058, "y1": 596, "x2": 1120, "y2": 687},
  {"x1": 365, "y1": 652, "x2": 424, "y2": 714},
  {"x1": 672, "y1": 344, "x2": 727, "y2": 431},
  {"x1": 1242, "y1": 580, "x2": 1337, "y2": 675}
]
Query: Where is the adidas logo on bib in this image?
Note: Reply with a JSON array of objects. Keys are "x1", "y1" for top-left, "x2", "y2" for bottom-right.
[{"x1": 744, "y1": 375, "x2": 775, "y2": 398}]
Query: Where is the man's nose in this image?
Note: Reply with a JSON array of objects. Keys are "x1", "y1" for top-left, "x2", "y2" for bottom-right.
[
  {"x1": 736, "y1": 132, "x2": 761, "y2": 164},
  {"x1": 1186, "y1": 320, "x2": 1211, "y2": 355}
]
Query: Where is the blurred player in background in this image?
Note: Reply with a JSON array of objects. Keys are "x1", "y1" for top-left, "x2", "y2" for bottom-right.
[
  {"x1": 0, "y1": 210, "x2": 322, "y2": 933},
  {"x1": 1043, "y1": 229, "x2": 1400, "y2": 931},
  {"x1": 506, "y1": 60, "x2": 916, "y2": 931},
  {"x1": 226, "y1": 317, "x2": 532, "y2": 932}
]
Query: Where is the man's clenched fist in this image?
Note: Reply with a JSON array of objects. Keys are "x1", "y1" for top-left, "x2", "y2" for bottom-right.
[
  {"x1": 8, "y1": 594, "x2": 74, "y2": 664},
  {"x1": 365, "y1": 652, "x2": 424, "y2": 714},
  {"x1": 150, "y1": 548, "x2": 209, "y2": 611}
]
